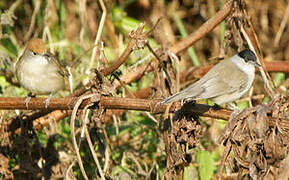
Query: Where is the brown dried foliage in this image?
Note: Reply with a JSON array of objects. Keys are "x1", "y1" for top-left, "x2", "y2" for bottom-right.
[{"x1": 219, "y1": 95, "x2": 289, "y2": 179}]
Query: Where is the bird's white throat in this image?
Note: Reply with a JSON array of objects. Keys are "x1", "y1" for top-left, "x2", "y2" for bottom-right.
[{"x1": 231, "y1": 54, "x2": 256, "y2": 94}]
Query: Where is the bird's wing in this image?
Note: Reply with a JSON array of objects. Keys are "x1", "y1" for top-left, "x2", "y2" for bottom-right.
[
  {"x1": 161, "y1": 58, "x2": 248, "y2": 104},
  {"x1": 197, "y1": 59, "x2": 248, "y2": 99},
  {"x1": 45, "y1": 52, "x2": 69, "y2": 77}
]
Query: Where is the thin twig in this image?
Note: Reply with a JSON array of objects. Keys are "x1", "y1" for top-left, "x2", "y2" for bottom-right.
[
  {"x1": 65, "y1": 161, "x2": 76, "y2": 180},
  {"x1": 24, "y1": 0, "x2": 41, "y2": 41},
  {"x1": 146, "y1": 42, "x2": 172, "y2": 88},
  {"x1": 82, "y1": 104, "x2": 106, "y2": 180},
  {"x1": 78, "y1": 109, "x2": 90, "y2": 147},
  {"x1": 103, "y1": 143, "x2": 110, "y2": 173},
  {"x1": 70, "y1": 94, "x2": 95, "y2": 180},
  {"x1": 9, "y1": 0, "x2": 23, "y2": 12},
  {"x1": 87, "y1": 0, "x2": 107, "y2": 73},
  {"x1": 168, "y1": 51, "x2": 180, "y2": 93},
  {"x1": 43, "y1": 26, "x2": 54, "y2": 53}
]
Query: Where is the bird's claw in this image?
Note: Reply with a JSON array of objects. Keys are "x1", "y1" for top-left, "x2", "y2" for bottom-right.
[
  {"x1": 24, "y1": 96, "x2": 31, "y2": 109},
  {"x1": 45, "y1": 93, "x2": 53, "y2": 108}
]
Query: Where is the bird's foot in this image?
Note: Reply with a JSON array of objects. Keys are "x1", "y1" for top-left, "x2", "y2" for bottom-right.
[
  {"x1": 24, "y1": 96, "x2": 31, "y2": 109},
  {"x1": 45, "y1": 93, "x2": 53, "y2": 108},
  {"x1": 24, "y1": 93, "x2": 36, "y2": 109}
]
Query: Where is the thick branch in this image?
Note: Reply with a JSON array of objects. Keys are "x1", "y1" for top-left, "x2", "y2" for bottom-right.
[
  {"x1": 9, "y1": 96, "x2": 289, "y2": 135},
  {"x1": 0, "y1": 96, "x2": 231, "y2": 119},
  {"x1": 262, "y1": 61, "x2": 289, "y2": 72}
]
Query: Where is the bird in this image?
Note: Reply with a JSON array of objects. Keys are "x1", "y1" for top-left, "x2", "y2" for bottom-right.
[
  {"x1": 161, "y1": 49, "x2": 260, "y2": 105},
  {"x1": 15, "y1": 38, "x2": 71, "y2": 108}
]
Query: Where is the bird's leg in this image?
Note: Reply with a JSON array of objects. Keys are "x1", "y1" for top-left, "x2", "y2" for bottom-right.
[
  {"x1": 45, "y1": 93, "x2": 54, "y2": 108},
  {"x1": 24, "y1": 96, "x2": 31, "y2": 109},
  {"x1": 24, "y1": 92, "x2": 35, "y2": 109}
]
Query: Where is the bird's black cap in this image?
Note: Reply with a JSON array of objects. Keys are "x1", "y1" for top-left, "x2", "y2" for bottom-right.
[{"x1": 238, "y1": 49, "x2": 257, "y2": 63}]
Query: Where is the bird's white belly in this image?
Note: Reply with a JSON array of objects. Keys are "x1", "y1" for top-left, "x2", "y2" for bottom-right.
[{"x1": 17, "y1": 58, "x2": 64, "y2": 94}]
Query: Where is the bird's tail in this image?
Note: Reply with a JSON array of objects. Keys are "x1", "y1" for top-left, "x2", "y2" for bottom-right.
[
  {"x1": 161, "y1": 84, "x2": 203, "y2": 104},
  {"x1": 161, "y1": 92, "x2": 186, "y2": 104}
]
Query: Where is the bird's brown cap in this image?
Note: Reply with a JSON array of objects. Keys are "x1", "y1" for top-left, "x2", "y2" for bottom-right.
[{"x1": 27, "y1": 38, "x2": 46, "y2": 54}]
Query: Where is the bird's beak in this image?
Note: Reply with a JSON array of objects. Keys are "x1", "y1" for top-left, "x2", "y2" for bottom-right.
[{"x1": 43, "y1": 53, "x2": 51, "y2": 58}]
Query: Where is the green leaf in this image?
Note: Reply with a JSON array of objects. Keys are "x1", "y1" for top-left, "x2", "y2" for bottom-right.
[
  {"x1": 0, "y1": 76, "x2": 9, "y2": 89},
  {"x1": 196, "y1": 150, "x2": 217, "y2": 180},
  {"x1": 237, "y1": 101, "x2": 249, "y2": 110},
  {"x1": 273, "y1": 72, "x2": 285, "y2": 87}
]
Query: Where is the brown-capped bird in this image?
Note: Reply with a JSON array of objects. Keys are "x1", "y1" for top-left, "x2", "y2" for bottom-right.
[{"x1": 15, "y1": 38, "x2": 71, "y2": 108}]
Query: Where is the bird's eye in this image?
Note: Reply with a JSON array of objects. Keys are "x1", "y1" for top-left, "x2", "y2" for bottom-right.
[{"x1": 32, "y1": 52, "x2": 37, "y2": 55}]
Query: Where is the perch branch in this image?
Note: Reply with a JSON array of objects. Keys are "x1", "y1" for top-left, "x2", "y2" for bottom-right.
[
  {"x1": 7, "y1": 95, "x2": 289, "y2": 134},
  {"x1": 0, "y1": 96, "x2": 230, "y2": 119}
]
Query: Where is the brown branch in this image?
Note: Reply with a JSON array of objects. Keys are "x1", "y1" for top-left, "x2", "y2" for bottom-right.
[
  {"x1": 170, "y1": 0, "x2": 233, "y2": 54},
  {"x1": 11, "y1": 110, "x2": 71, "y2": 135},
  {"x1": 9, "y1": 95, "x2": 231, "y2": 134},
  {"x1": 4, "y1": 96, "x2": 289, "y2": 125},
  {"x1": 99, "y1": 40, "x2": 134, "y2": 76},
  {"x1": 34, "y1": 110, "x2": 71, "y2": 130},
  {"x1": 0, "y1": 97, "x2": 78, "y2": 110},
  {"x1": 111, "y1": 0, "x2": 234, "y2": 89},
  {"x1": 100, "y1": 23, "x2": 148, "y2": 76},
  {"x1": 112, "y1": 60, "x2": 157, "y2": 88},
  {"x1": 0, "y1": 96, "x2": 230, "y2": 119},
  {"x1": 262, "y1": 61, "x2": 289, "y2": 72},
  {"x1": 10, "y1": 96, "x2": 289, "y2": 134},
  {"x1": 32, "y1": 87, "x2": 154, "y2": 132}
]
